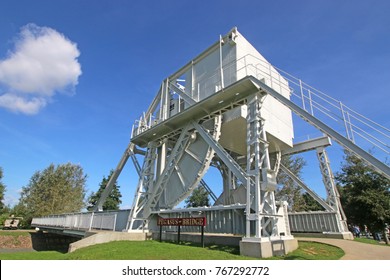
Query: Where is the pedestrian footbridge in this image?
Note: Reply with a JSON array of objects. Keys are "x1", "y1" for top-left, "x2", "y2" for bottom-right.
[
  {"x1": 31, "y1": 210, "x2": 131, "y2": 237},
  {"x1": 32, "y1": 206, "x2": 347, "y2": 239}
]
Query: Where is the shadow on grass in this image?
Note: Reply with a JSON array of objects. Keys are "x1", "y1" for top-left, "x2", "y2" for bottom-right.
[
  {"x1": 281, "y1": 255, "x2": 310, "y2": 260},
  {"x1": 158, "y1": 240, "x2": 344, "y2": 260},
  {"x1": 163, "y1": 240, "x2": 241, "y2": 256}
]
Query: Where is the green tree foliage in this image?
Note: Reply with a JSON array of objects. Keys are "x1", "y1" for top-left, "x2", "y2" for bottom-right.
[
  {"x1": 185, "y1": 186, "x2": 210, "y2": 208},
  {"x1": 335, "y1": 151, "x2": 390, "y2": 232},
  {"x1": 301, "y1": 193, "x2": 323, "y2": 211},
  {"x1": 276, "y1": 155, "x2": 308, "y2": 211},
  {"x1": 0, "y1": 167, "x2": 6, "y2": 213},
  {"x1": 17, "y1": 163, "x2": 87, "y2": 222},
  {"x1": 275, "y1": 155, "x2": 323, "y2": 212},
  {"x1": 10, "y1": 203, "x2": 30, "y2": 228},
  {"x1": 87, "y1": 170, "x2": 122, "y2": 211}
]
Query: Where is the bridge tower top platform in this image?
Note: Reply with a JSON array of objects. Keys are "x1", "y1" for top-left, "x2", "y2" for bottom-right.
[{"x1": 131, "y1": 27, "x2": 294, "y2": 154}]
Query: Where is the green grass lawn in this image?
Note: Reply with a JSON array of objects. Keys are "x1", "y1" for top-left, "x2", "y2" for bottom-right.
[
  {"x1": 0, "y1": 250, "x2": 65, "y2": 260},
  {"x1": 0, "y1": 240, "x2": 344, "y2": 260},
  {"x1": 267, "y1": 241, "x2": 344, "y2": 260},
  {"x1": 0, "y1": 230, "x2": 33, "y2": 236},
  {"x1": 353, "y1": 237, "x2": 390, "y2": 246}
]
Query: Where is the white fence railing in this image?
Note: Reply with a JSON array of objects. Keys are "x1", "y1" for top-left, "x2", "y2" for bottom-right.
[
  {"x1": 288, "y1": 211, "x2": 340, "y2": 233},
  {"x1": 32, "y1": 209, "x2": 345, "y2": 234},
  {"x1": 31, "y1": 210, "x2": 131, "y2": 232}
]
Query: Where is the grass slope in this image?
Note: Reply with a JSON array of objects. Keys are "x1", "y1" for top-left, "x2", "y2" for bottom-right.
[
  {"x1": 0, "y1": 230, "x2": 32, "y2": 236},
  {"x1": 67, "y1": 241, "x2": 254, "y2": 260},
  {"x1": 353, "y1": 237, "x2": 390, "y2": 247},
  {"x1": 0, "y1": 240, "x2": 344, "y2": 260}
]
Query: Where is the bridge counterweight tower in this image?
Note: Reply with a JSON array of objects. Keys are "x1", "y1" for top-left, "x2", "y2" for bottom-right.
[
  {"x1": 31, "y1": 28, "x2": 390, "y2": 256},
  {"x1": 90, "y1": 27, "x2": 390, "y2": 257}
]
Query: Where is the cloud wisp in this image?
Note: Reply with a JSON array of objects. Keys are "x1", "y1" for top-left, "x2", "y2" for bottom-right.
[{"x1": 0, "y1": 23, "x2": 82, "y2": 114}]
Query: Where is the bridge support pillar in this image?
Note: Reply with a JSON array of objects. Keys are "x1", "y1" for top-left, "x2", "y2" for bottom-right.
[
  {"x1": 240, "y1": 237, "x2": 298, "y2": 258},
  {"x1": 240, "y1": 94, "x2": 298, "y2": 258}
]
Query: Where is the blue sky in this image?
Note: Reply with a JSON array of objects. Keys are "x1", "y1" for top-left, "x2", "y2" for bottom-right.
[{"x1": 1, "y1": 0, "x2": 389, "y2": 209}]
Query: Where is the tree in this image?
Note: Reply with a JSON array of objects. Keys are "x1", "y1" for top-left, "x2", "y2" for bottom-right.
[
  {"x1": 87, "y1": 170, "x2": 122, "y2": 211},
  {"x1": 335, "y1": 151, "x2": 390, "y2": 233},
  {"x1": 276, "y1": 155, "x2": 308, "y2": 211},
  {"x1": 17, "y1": 163, "x2": 87, "y2": 221},
  {"x1": 185, "y1": 186, "x2": 210, "y2": 208},
  {"x1": 301, "y1": 193, "x2": 323, "y2": 211},
  {"x1": 0, "y1": 167, "x2": 6, "y2": 213}
]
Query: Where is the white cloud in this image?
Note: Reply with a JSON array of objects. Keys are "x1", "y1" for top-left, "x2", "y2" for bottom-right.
[
  {"x1": 0, "y1": 93, "x2": 46, "y2": 115},
  {"x1": 0, "y1": 23, "x2": 81, "y2": 114}
]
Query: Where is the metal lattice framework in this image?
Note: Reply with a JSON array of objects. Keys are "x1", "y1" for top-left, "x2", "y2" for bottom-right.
[
  {"x1": 90, "y1": 27, "x2": 389, "y2": 245},
  {"x1": 245, "y1": 94, "x2": 278, "y2": 239}
]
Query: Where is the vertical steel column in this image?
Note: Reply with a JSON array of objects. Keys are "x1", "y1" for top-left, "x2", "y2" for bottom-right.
[
  {"x1": 245, "y1": 94, "x2": 278, "y2": 238},
  {"x1": 316, "y1": 147, "x2": 348, "y2": 232},
  {"x1": 156, "y1": 141, "x2": 167, "y2": 207}
]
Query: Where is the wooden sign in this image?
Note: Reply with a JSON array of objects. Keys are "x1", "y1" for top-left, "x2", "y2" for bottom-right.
[{"x1": 157, "y1": 217, "x2": 206, "y2": 227}]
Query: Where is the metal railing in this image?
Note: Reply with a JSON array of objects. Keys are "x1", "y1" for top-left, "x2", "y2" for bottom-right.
[
  {"x1": 274, "y1": 64, "x2": 390, "y2": 159},
  {"x1": 132, "y1": 53, "x2": 389, "y2": 165},
  {"x1": 31, "y1": 208, "x2": 347, "y2": 234},
  {"x1": 288, "y1": 211, "x2": 340, "y2": 233},
  {"x1": 31, "y1": 211, "x2": 122, "y2": 232}
]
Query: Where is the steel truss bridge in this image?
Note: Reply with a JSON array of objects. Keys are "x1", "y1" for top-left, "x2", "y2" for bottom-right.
[{"x1": 32, "y1": 28, "x2": 389, "y2": 256}]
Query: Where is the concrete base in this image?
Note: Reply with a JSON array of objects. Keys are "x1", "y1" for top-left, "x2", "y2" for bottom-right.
[
  {"x1": 240, "y1": 237, "x2": 298, "y2": 259},
  {"x1": 293, "y1": 231, "x2": 354, "y2": 240},
  {"x1": 68, "y1": 231, "x2": 150, "y2": 253}
]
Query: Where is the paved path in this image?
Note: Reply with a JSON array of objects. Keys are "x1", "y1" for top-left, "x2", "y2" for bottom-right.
[{"x1": 297, "y1": 237, "x2": 390, "y2": 260}]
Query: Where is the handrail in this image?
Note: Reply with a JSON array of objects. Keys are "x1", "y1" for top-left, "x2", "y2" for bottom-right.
[
  {"x1": 31, "y1": 211, "x2": 120, "y2": 231},
  {"x1": 131, "y1": 53, "x2": 389, "y2": 165}
]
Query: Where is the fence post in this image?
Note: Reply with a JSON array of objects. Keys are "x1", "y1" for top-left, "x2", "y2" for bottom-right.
[
  {"x1": 244, "y1": 56, "x2": 248, "y2": 76},
  {"x1": 346, "y1": 111, "x2": 355, "y2": 143},
  {"x1": 89, "y1": 212, "x2": 94, "y2": 231},
  {"x1": 113, "y1": 213, "x2": 117, "y2": 231},
  {"x1": 308, "y1": 89, "x2": 314, "y2": 116},
  {"x1": 72, "y1": 214, "x2": 75, "y2": 229},
  {"x1": 299, "y1": 79, "x2": 306, "y2": 111},
  {"x1": 100, "y1": 213, "x2": 104, "y2": 230},
  {"x1": 201, "y1": 226, "x2": 205, "y2": 248},
  {"x1": 268, "y1": 64, "x2": 273, "y2": 88},
  {"x1": 340, "y1": 101, "x2": 351, "y2": 141}
]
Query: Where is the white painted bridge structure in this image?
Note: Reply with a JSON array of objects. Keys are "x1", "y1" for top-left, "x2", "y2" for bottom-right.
[{"x1": 32, "y1": 28, "x2": 390, "y2": 257}]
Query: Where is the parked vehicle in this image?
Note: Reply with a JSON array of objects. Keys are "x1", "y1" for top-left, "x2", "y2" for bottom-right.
[{"x1": 2, "y1": 216, "x2": 22, "y2": 230}]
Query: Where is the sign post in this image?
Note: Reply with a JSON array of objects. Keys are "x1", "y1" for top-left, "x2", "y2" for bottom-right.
[
  {"x1": 159, "y1": 223, "x2": 163, "y2": 242},
  {"x1": 157, "y1": 217, "x2": 207, "y2": 247},
  {"x1": 201, "y1": 224, "x2": 204, "y2": 248}
]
